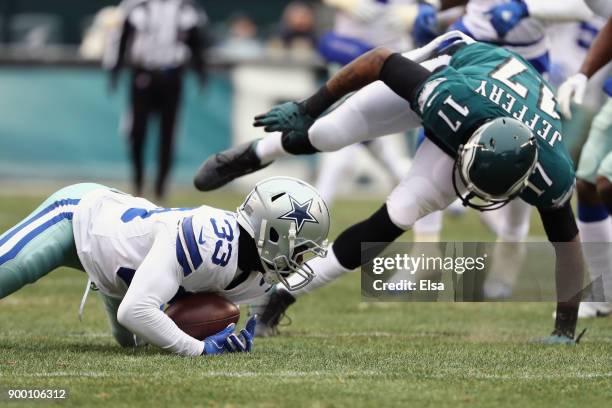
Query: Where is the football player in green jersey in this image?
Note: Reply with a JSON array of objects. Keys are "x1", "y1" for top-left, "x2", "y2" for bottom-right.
[{"x1": 195, "y1": 31, "x2": 586, "y2": 344}]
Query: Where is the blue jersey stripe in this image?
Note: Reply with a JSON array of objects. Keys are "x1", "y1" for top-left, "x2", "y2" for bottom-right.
[
  {"x1": 0, "y1": 199, "x2": 80, "y2": 248},
  {"x1": 176, "y1": 235, "x2": 192, "y2": 277},
  {"x1": 181, "y1": 216, "x2": 203, "y2": 271},
  {"x1": 0, "y1": 212, "x2": 74, "y2": 265}
]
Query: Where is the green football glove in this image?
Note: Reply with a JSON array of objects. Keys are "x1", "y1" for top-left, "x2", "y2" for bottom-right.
[{"x1": 253, "y1": 102, "x2": 316, "y2": 135}]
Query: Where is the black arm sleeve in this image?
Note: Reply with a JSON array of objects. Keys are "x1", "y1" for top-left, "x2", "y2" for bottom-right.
[
  {"x1": 186, "y1": 26, "x2": 207, "y2": 81},
  {"x1": 537, "y1": 202, "x2": 579, "y2": 242},
  {"x1": 538, "y1": 201, "x2": 582, "y2": 339},
  {"x1": 379, "y1": 53, "x2": 433, "y2": 105},
  {"x1": 110, "y1": 18, "x2": 133, "y2": 74}
]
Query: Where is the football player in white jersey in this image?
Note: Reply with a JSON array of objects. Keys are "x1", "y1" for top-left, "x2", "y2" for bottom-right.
[{"x1": 0, "y1": 178, "x2": 330, "y2": 356}]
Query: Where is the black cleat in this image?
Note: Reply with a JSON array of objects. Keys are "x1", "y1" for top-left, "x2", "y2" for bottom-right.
[
  {"x1": 194, "y1": 140, "x2": 271, "y2": 191},
  {"x1": 256, "y1": 288, "x2": 296, "y2": 338}
]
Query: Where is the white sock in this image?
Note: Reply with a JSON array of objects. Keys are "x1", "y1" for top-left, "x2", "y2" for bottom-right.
[
  {"x1": 254, "y1": 134, "x2": 286, "y2": 164},
  {"x1": 315, "y1": 146, "x2": 358, "y2": 205},
  {"x1": 579, "y1": 218, "x2": 612, "y2": 242},
  {"x1": 282, "y1": 247, "x2": 352, "y2": 297},
  {"x1": 479, "y1": 209, "x2": 501, "y2": 236},
  {"x1": 483, "y1": 241, "x2": 526, "y2": 299},
  {"x1": 578, "y1": 218, "x2": 612, "y2": 301},
  {"x1": 368, "y1": 136, "x2": 411, "y2": 182},
  {"x1": 413, "y1": 211, "x2": 442, "y2": 242}
]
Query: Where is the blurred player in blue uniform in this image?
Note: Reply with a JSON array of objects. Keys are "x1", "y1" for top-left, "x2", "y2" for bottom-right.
[{"x1": 557, "y1": 15, "x2": 612, "y2": 317}]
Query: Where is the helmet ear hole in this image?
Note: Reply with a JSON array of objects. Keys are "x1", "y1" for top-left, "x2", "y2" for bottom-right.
[{"x1": 269, "y1": 227, "x2": 279, "y2": 243}]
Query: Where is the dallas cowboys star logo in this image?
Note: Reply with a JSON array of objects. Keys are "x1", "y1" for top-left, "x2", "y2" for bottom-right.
[{"x1": 278, "y1": 196, "x2": 318, "y2": 233}]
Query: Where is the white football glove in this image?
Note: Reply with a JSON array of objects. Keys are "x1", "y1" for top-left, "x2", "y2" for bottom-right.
[
  {"x1": 325, "y1": 0, "x2": 384, "y2": 22},
  {"x1": 556, "y1": 73, "x2": 588, "y2": 119}
]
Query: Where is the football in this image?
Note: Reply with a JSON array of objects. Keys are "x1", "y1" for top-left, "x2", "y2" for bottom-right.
[{"x1": 165, "y1": 293, "x2": 240, "y2": 340}]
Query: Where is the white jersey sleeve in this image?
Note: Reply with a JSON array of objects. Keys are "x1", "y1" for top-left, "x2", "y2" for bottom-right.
[{"x1": 117, "y1": 223, "x2": 205, "y2": 357}]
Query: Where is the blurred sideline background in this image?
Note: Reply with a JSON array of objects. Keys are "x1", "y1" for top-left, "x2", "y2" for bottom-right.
[
  {"x1": 0, "y1": 0, "x2": 402, "y2": 198},
  {"x1": 0, "y1": 1, "x2": 607, "y2": 202}
]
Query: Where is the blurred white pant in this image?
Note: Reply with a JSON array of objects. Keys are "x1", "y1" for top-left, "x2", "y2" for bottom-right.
[{"x1": 315, "y1": 136, "x2": 410, "y2": 205}]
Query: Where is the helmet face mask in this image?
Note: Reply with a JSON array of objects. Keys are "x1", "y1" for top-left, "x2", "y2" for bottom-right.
[
  {"x1": 452, "y1": 118, "x2": 538, "y2": 211},
  {"x1": 258, "y1": 223, "x2": 328, "y2": 290},
  {"x1": 236, "y1": 177, "x2": 330, "y2": 290},
  {"x1": 259, "y1": 240, "x2": 327, "y2": 290}
]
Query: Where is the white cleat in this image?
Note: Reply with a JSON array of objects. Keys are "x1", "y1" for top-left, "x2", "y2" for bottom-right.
[
  {"x1": 552, "y1": 302, "x2": 612, "y2": 319},
  {"x1": 577, "y1": 302, "x2": 612, "y2": 319},
  {"x1": 483, "y1": 281, "x2": 513, "y2": 300}
]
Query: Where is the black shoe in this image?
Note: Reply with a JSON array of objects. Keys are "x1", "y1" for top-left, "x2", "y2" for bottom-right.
[
  {"x1": 194, "y1": 140, "x2": 271, "y2": 191},
  {"x1": 256, "y1": 288, "x2": 296, "y2": 338}
]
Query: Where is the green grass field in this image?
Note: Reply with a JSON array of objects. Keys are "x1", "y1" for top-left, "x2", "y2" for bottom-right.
[{"x1": 0, "y1": 189, "x2": 610, "y2": 407}]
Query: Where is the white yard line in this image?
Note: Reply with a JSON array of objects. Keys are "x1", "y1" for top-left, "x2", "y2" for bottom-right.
[{"x1": 3, "y1": 370, "x2": 611, "y2": 381}]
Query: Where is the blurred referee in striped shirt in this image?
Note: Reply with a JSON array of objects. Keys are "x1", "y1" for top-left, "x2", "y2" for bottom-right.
[{"x1": 108, "y1": 0, "x2": 207, "y2": 200}]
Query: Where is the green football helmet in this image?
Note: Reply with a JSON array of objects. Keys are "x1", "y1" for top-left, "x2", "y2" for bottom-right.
[
  {"x1": 236, "y1": 177, "x2": 330, "y2": 290},
  {"x1": 453, "y1": 117, "x2": 538, "y2": 211}
]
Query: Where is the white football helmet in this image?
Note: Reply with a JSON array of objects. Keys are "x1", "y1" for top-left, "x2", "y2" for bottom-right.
[{"x1": 236, "y1": 177, "x2": 330, "y2": 290}]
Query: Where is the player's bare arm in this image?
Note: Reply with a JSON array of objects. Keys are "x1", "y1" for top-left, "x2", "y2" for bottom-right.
[
  {"x1": 251, "y1": 46, "x2": 422, "y2": 136},
  {"x1": 249, "y1": 31, "x2": 472, "y2": 143},
  {"x1": 253, "y1": 47, "x2": 432, "y2": 130},
  {"x1": 580, "y1": 17, "x2": 612, "y2": 78},
  {"x1": 325, "y1": 47, "x2": 393, "y2": 103}
]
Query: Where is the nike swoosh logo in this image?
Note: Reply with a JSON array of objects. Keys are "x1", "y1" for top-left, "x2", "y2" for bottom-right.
[{"x1": 198, "y1": 228, "x2": 206, "y2": 245}]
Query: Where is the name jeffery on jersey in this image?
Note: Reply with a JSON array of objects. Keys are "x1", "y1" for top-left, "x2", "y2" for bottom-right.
[{"x1": 414, "y1": 43, "x2": 575, "y2": 209}]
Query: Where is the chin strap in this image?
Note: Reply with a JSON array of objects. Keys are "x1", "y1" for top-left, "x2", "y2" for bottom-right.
[
  {"x1": 287, "y1": 221, "x2": 296, "y2": 257},
  {"x1": 78, "y1": 279, "x2": 98, "y2": 321},
  {"x1": 256, "y1": 219, "x2": 268, "y2": 255}
]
